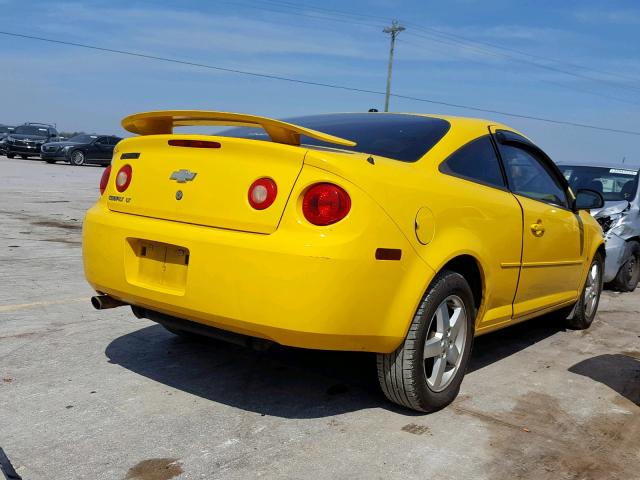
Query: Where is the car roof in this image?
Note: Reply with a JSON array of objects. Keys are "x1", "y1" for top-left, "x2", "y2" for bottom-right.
[
  {"x1": 557, "y1": 163, "x2": 640, "y2": 171},
  {"x1": 281, "y1": 112, "x2": 515, "y2": 132},
  {"x1": 392, "y1": 112, "x2": 529, "y2": 140},
  {"x1": 299, "y1": 112, "x2": 528, "y2": 144},
  {"x1": 23, "y1": 122, "x2": 55, "y2": 128},
  {"x1": 349, "y1": 112, "x2": 514, "y2": 130}
]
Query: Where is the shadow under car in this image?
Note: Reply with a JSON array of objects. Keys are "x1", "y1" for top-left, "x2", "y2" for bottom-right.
[{"x1": 105, "y1": 313, "x2": 566, "y2": 418}]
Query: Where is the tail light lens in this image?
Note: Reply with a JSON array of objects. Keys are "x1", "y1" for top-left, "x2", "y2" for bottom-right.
[
  {"x1": 302, "y1": 183, "x2": 351, "y2": 226},
  {"x1": 115, "y1": 164, "x2": 133, "y2": 192},
  {"x1": 248, "y1": 178, "x2": 277, "y2": 210},
  {"x1": 99, "y1": 166, "x2": 112, "y2": 195}
]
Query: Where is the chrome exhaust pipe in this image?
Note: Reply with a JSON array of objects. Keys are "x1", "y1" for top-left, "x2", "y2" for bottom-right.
[{"x1": 91, "y1": 295, "x2": 126, "y2": 310}]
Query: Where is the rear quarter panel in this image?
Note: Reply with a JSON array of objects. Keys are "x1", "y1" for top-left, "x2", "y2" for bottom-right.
[{"x1": 304, "y1": 119, "x2": 523, "y2": 329}]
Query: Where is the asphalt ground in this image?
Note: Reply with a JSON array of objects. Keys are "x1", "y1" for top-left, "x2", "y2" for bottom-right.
[{"x1": 0, "y1": 156, "x2": 638, "y2": 480}]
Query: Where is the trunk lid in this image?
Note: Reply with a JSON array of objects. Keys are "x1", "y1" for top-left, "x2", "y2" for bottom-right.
[{"x1": 106, "y1": 135, "x2": 304, "y2": 234}]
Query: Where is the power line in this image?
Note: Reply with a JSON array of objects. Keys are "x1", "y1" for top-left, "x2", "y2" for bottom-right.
[
  {"x1": 220, "y1": 0, "x2": 385, "y2": 30},
  {"x1": 406, "y1": 23, "x2": 640, "y2": 85},
  {"x1": 405, "y1": 27, "x2": 640, "y2": 95},
  {"x1": 396, "y1": 37, "x2": 640, "y2": 106},
  {"x1": 256, "y1": 0, "x2": 386, "y2": 24},
  {"x1": 2, "y1": 30, "x2": 640, "y2": 137},
  {"x1": 250, "y1": 0, "x2": 640, "y2": 95},
  {"x1": 243, "y1": 0, "x2": 640, "y2": 105}
]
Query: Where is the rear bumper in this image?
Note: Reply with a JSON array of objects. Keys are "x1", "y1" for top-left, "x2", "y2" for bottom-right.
[{"x1": 83, "y1": 203, "x2": 433, "y2": 353}]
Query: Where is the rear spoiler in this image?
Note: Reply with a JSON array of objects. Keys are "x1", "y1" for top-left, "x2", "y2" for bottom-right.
[{"x1": 121, "y1": 110, "x2": 357, "y2": 147}]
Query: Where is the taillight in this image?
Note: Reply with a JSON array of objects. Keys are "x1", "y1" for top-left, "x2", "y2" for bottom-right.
[
  {"x1": 248, "y1": 178, "x2": 277, "y2": 210},
  {"x1": 99, "y1": 166, "x2": 112, "y2": 195},
  {"x1": 302, "y1": 183, "x2": 351, "y2": 226},
  {"x1": 115, "y1": 164, "x2": 132, "y2": 192}
]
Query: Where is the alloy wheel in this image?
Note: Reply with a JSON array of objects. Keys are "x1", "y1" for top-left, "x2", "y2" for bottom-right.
[
  {"x1": 583, "y1": 262, "x2": 601, "y2": 317},
  {"x1": 71, "y1": 151, "x2": 85, "y2": 165},
  {"x1": 423, "y1": 295, "x2": 467, "y2": 392}
]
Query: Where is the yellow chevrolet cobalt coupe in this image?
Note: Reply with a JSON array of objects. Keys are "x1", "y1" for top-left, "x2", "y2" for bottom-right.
[{"x1": 83, "y1": 110, "x2": 605, "y2": 412}]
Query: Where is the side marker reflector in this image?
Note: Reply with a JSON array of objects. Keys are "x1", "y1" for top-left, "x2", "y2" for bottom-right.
[
  {"x1": 375, "y1": 248, "x2": 402, "y2": 261},
  {"x1": 168, "y1": 139, "x2": 221, "y2": 148}
]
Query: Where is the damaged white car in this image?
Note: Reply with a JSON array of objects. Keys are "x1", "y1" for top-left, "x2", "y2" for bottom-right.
[{"x1": 560, "y1": 164, "x2": 640, "y2": 291}]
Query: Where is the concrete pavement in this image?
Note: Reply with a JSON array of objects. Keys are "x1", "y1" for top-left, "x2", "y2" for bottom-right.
[{"x1": 0, "y1": 157, "x2": 638, "y2": 479}]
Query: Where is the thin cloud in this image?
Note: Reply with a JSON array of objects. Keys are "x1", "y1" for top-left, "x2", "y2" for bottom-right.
[
  {"x1": 41, "y1": 3, "x2": 382, "y2": 60},
  {"x1": 574, "y1": 8, "x2": 640, "y2": 25}
]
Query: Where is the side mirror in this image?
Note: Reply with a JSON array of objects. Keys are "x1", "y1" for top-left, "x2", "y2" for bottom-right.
[{"x1": 575, "y1": 188, "x2": 604, "y2": 210}]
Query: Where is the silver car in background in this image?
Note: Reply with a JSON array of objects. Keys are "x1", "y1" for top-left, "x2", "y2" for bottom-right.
[{"x1": 559, "y1": 164, "x2": 640, "y2": 291}]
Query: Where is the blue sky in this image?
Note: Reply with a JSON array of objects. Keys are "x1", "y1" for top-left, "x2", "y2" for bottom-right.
[{"x1": 1, "y1": 0, "x2": 639, "y2": 165}]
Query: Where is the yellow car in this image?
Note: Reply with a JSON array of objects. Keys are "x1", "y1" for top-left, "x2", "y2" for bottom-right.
[{"x1": 83, "y1": 110, "x2": 605, "y2": 412}]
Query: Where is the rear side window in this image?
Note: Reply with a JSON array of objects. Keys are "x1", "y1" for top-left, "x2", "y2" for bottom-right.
[{"x1": 440, "y1": 135, "x2": 505, "y2": 188}]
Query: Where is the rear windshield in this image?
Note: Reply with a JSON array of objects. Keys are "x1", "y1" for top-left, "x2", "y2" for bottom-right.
[
  {"x1": 218, "y1": 113, "x2": 451, "y2": 162},
  {"x1": 559, "y1": 165, "x2": 638, "y2": 201}
]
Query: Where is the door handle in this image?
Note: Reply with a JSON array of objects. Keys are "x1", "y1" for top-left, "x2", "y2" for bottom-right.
[{"x1": 530, "y1": 221, "x2": 545, "y2": 237}]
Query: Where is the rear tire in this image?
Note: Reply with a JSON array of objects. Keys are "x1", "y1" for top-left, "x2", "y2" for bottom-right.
[
  {"x1": 377, "y1": 270, "x2": 475, "y2": 412},
  {"x1": 610, "y1": 241, "x2": 640, "y2": 292},
  {"x1": 566, "y1": 252, "x2": 604, "y2": 330},
  {"x1": 45, "y1": 159, "x2": 56, "y2": 164},
  {"x1": 20, "y1": 155, "x2": 29, "y2": 159},
  {"x1": 6, "y1": 153, "x2": 15, "y2": 159}
]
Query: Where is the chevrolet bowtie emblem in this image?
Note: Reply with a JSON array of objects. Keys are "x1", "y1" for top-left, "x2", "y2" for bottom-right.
[{"x1": 170, "y1": 169, "x2": 197, "y2": 183}]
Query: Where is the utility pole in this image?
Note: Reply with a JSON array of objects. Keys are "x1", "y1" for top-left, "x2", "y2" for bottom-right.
[{"x1": 383, "y1": 20, "x2": 405, "y2": 112}]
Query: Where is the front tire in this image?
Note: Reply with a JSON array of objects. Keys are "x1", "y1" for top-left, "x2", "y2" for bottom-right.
[
  {"x1": 610, "y1": 241, "x2": 640, "y2": 292},
  {"x1": 566, "y1": 252, "x2": 604, "y2": 330},
  {"x1": 377, "y1": 270, "x2": 475, "y2": 412},
  {"x1": 20, "y1": 155, "x2": 29, "y2": 159},
  {"x1": 70, "y1": 150, "x2": 85, "y2": 166}
]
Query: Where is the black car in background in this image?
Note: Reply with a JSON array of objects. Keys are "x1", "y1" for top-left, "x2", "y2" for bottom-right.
[
  {"x1": 3, "y1": 123, "x2": 59, "y2": 158},
  {"x1": 0, "y1": 125, "x2": 14, "y2": 139},
  {"x1": 41, "y1": 134, "x2": 121, "y2": 165},
  {"x1": 0, "y1": 125, "x2": 14, "y2": 153}
]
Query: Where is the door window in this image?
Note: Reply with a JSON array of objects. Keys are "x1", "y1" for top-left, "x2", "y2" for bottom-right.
[
  {"x1": 499, "y1": 144, "x2": 568, "y2": 208},
  {"x1": 440, "y1": 135, "x2": 505, "y2": 188}
]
